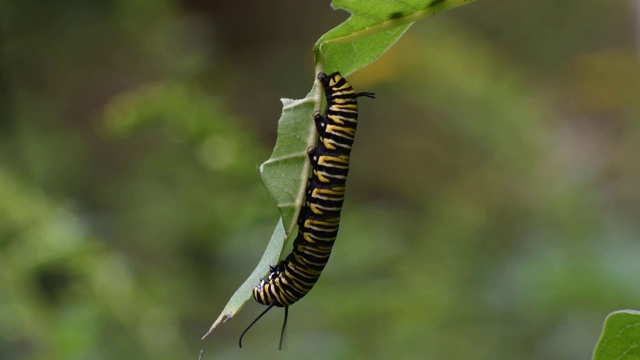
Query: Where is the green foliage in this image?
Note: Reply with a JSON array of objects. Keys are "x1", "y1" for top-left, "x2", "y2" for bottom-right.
[
  {"x1": 0, "y1": 169, "x2": 174, "y2": 359},
  {"x1": 593, "y1": 310, "x2": 640, "y2": 360},
  {"x1": 204, "y1": 0, "x2": 476, "y2": 337},
  {"x1": 315, "y1": 0, "x2": 475, "y2": 75},
  {"x1": 104, "y1": 82, "x2": 235, "y2": 141}
]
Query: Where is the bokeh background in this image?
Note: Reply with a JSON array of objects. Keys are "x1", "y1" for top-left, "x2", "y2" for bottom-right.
[{"x1": 2, "y1": 1, "x2": 639, "y2": 359}]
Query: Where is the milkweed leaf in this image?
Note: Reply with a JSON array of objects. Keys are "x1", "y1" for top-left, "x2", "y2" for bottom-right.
[
  {"x1": 259, "y1": 93, "x2": 319, "y2": 236},
  {"x1": 315, "y1": 0, "x2": 476, "y2": 76}
]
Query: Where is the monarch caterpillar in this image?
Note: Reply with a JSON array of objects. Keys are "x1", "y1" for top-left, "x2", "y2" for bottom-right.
[{"x1": 239, "y1": 72, "x2": 375, "y2": 349}]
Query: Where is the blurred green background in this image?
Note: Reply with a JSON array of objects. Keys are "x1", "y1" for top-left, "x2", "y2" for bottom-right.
[{"x1": 2, "y1": 1, "x2": 639, "y2": 359}]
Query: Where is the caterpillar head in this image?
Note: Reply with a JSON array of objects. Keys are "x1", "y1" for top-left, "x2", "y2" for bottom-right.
[{"x1": 317, "y1": 71, "x2": 343, "y2": 88}]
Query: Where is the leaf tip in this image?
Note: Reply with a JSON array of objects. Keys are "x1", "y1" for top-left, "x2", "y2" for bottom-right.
[{"x1": 201, "y1": 312, "x2": 234, "y2": 340}]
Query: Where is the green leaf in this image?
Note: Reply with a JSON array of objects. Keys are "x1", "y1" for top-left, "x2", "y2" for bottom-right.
[
  {"x1": 258, "y1": 93, "x2": 319, "y2": 235},
  {"x1": 204, "y1": 0, "x2": 476, "y2": 338},
  {"x1": 593, "y1": 310, "x2": 640, "y2": 360},
  {"x1": 201, "y1": 220, "x2": 286, "y2": 339},
  {"x1": 314, "y1": 0, "x2": 476, "y2": 76}
]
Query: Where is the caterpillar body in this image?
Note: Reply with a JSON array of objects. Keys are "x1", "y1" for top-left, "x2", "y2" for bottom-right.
[{"x1": 239, "y1": 72, "x2": 374, "y2": 349}]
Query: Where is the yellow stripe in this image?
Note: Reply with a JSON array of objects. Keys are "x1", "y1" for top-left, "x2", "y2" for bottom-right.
[{"x1": 321, "y1": 138, "x2": 352, "y2": 150}]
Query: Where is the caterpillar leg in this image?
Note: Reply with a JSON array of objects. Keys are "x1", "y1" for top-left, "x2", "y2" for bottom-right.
[
  {"x1": 313, "y1": 110, "x2": 327, "y2": 135},
  {"x1": 297, "y1": 204, "x2": 307, "y2": 225},
  {"x1": 307, "y1": 147, "x2": 319, "y2": 170},
  {"x1": 298, "y1": 177, "x2": 314, "y2": 225}
]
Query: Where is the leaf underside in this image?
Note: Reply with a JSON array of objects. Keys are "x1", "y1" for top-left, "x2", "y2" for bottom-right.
[{"x1": 204, "y1": 0, "x2": 476, "y2": 338}]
